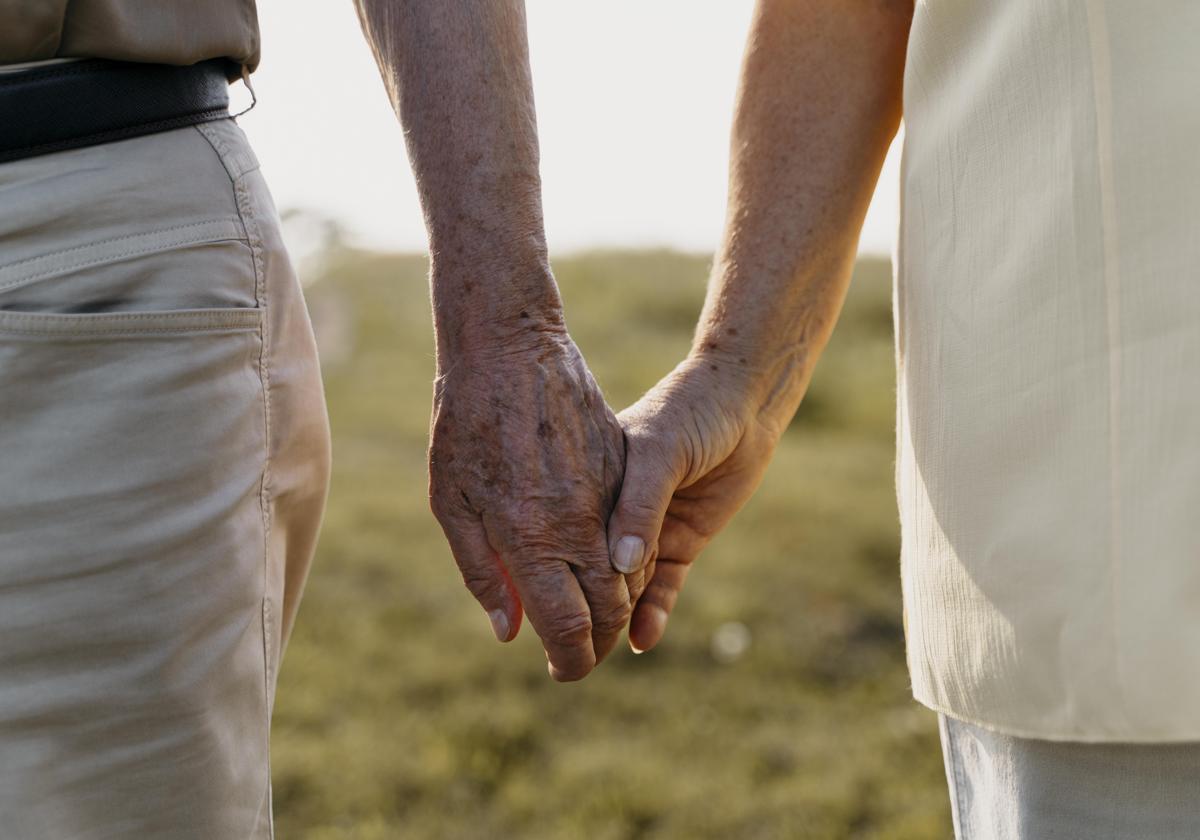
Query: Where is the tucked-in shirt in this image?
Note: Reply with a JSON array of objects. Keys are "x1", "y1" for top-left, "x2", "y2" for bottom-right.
[
  {"x1": 897, "y1": 0, "x2": 1200, "y2": 741},
  {"x1": 0, "y1": 0, "x2": 259, "y2": 74}
]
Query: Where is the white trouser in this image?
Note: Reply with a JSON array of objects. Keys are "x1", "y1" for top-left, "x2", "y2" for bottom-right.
[{"x1": 940, "y1": 713, "x2": 1200, "y2": 839}]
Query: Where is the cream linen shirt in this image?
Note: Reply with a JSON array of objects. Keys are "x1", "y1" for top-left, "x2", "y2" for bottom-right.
[{"x1": 897, "y1": 0, "x2": 1200, "y2": 742}]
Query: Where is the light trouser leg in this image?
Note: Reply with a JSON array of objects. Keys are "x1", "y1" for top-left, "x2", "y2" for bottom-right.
[
  {"x1": 938, "y1": 713, "x2": 1200, "y2": 839},
  {"x1": 0, "y1": 121, "x2": 330, "y2": 839}
]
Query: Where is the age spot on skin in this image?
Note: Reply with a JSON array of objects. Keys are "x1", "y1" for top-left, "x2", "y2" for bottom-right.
[
  {"x1": 703, "y1": 341, "x2": 720, "y2": 352},
  {"x1": 520, "y1": 310, "x2": 530, "y2": 319},
  {"x1": 727, "y1": 328, "x2": 738, "y2": 336}
]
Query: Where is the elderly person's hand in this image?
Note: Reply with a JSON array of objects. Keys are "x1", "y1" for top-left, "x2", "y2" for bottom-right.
[
  {"x1": 605, "y1": 353, "x2": 783, "y2": 653},
  {"x1": 428, "y1": 297, "x2": 634, "y2": 681},
  {"x1": 353, "y1": 3, "x2": 647, "y2": 679},
  {"x1": 603, "y1": 0, "x2": 909, "y2": 652}
]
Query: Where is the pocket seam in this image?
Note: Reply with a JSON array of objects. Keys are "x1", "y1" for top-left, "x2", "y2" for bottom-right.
[
  {"x1": 0, "y1": 307, "x2": 263, "y2": 337},
  {"x1": 0, "y1": 218, "x2": 247, "y2": 293}
]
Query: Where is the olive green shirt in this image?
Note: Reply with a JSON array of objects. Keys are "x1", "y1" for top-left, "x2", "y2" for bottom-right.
[{"x1": 0, "y1": 0, "x2": 259, "y2": 74}]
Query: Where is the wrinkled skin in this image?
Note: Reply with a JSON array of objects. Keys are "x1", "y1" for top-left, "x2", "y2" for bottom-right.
[
  {"x1": 609, "y1": 355, "x2": 785, "y2": 653},
  {"x1": 357, "y1": 0, "x2": 910, "y2": 679},
  {"x1": 602, "y1": 0, "x2": 914, "y2": 655},
  {"x1": 428, "y1": 332, "x2": 643, "y2": 680}
]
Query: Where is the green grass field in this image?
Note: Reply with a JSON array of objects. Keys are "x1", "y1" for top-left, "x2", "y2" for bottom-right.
[{"x1": 272, "y1": 249, "x2": 950, "y2": 839}]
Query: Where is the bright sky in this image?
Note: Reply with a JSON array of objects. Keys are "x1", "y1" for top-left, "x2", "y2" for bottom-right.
[{"x1": 238, "y1": 0, "x2": 901, "y2": 258}]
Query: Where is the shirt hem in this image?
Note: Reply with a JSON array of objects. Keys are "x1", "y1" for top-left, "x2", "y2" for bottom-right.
[{"x1": 912, "y1": 689, "x2": 1200, "y2": 745}]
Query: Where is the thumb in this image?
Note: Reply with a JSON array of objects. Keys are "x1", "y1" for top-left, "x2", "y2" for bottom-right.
[{"x1": 607, "y1": 436, "x2": 681, "y2": 575}]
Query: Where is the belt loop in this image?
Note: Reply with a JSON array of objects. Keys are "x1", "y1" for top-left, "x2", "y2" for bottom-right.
[{"x1": 233, "y1": 65, "x2": 258, "y2": 119}]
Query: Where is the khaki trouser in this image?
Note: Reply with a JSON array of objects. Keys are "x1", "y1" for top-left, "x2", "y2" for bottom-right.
[{"x1": 0, "y1": 119, "x2": 331, "y2": 838}]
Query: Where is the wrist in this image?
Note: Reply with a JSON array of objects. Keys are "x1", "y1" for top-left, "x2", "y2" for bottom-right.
[
  {"x1": 431, "y1": 260, "x2": 568, "y2": 363},
  {"x1": 688, "y1": 338, "x2": 810, "y2": 437}
]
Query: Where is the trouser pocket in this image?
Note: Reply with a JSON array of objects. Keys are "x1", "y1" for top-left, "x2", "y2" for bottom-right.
[
  {"x1": 0, "y1": 120, "x2": 329, "y2": 839},
  {"x1": 0, "y1": 307, "x2": 273, "y2": 839}
]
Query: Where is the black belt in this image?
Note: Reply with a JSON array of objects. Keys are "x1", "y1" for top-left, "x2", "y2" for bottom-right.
[{"x1": 0, "y1": 58, "x2": 232, "y2": 164}]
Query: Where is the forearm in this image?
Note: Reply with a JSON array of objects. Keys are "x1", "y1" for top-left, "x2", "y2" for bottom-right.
[
  {"x1": 353, "y1": 0, "x2": 562, "y2": 358},
  {"x1": 696, "y1": 0, "x2": 912, "y2": 428}
]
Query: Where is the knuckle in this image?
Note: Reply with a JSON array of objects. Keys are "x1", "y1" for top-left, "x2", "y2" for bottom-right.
[
  {"x1": 635, "y1": 437, "x2": 686, "y2": 478},
  {"x1": 573, "y1": 566, "x2": 632, "y2": 633},
  {"x1": 625, "y1": 420, "x2": 671, "y2": 452},
  {"x1": 543, "y1": 610, "x2": 593, "y2": 649},
  {"x1": 591, "y1": 600, "x2": 632, "y2": 635},
  {"x1": 501, "y1": 529, "x2": 559, "y2": 557},
  {"x1": 459, "y1": 568, "x2": 502, "y2": 600},
  {"x1": 618, "y1": 497, "x2": 664, "y2": 523},
  {"x1": 429, "y1": 492, "x2": 451, "y2": 522},
  {"x1": 625, "y1": 572, "x2": 647, "y2": 604},
  {"x1": 427, "y1": 477, "x2": 462, "y2": 517},
  {"x1": 504, "y1": 515, "x2": 603, "y2": 558},
  {"x1": 431, "y1": 500, "x2": 464, "y2": 532},
  {"x1": 509, "y1": 495, "x2": 594, "y2": 524}
]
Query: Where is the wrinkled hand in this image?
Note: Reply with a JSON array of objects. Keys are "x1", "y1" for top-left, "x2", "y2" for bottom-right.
[
  {"x1": 607, "y1": 354, "x2": 786, "y2": 653},
  {"x1": 429, "y1": 331, "x2": 636, "y2": 681}
]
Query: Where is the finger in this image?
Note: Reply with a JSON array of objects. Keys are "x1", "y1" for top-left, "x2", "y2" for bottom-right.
[
  {"x1": 621, "y1": 556, "x2": 654, "y2": 645},
  {"x1": 623, "y1": 564, "x2": 649, "y2": 607},
  {"x1": 570, "y1": 548, "x2": 632, "y2": 667},
  {"x1": 504, "y1": 555, "x2": 597, "y2": 682},
  {"x1": 435, "y1": 507, "x2": 523, "y2": 642},
  {"x1": 629, "y1": 557, "x2": 690, "y2": 653},
  {"x1": 607, "y1": 438, "x2": 681, "y2": 576}
]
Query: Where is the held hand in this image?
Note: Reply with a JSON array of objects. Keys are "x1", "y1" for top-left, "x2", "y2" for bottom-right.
[
  {"x1": 429, "y1": 330, "x2": 634, "y2": 681},
  {"x1": 607, "y1": 354, "x2": 786, "y2": 653}
]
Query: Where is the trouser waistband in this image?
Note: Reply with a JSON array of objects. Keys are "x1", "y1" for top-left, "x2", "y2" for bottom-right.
[{"x1": 0, "y1": 58, "x2": 231, "y2": 164}]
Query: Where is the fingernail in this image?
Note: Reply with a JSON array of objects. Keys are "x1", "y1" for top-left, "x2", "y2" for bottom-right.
[
  {"x1": 630, "y1": 604, "x2": 668, "y2": 654},
  {"x1": 613, "y1": 536, "x2": 645, "y2": 574},
  {"x1": 488, "y1": 609, "x2": 510, "y2": 642}
]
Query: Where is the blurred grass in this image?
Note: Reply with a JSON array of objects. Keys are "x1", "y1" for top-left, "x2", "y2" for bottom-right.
[{"x1": 273, "y1": 249, "x2": 949, "y2": 839}]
